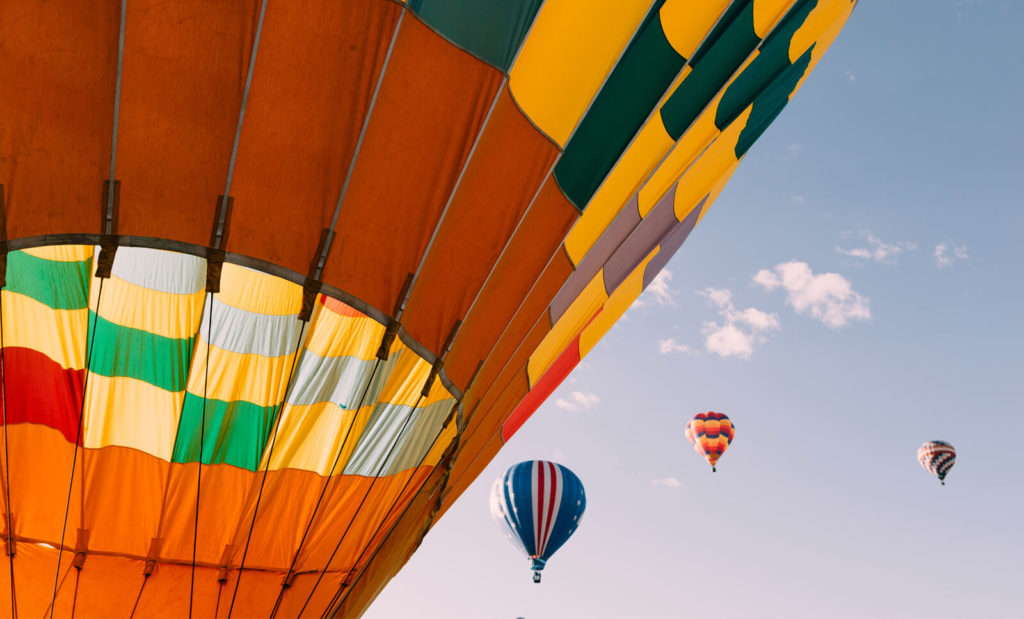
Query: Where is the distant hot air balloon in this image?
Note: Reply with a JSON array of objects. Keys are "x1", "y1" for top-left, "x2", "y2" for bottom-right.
[
  {"x1": 918, "y1": 440, "x2": 956, "y2": 485},
  {"x1": 490, "y1": 461, "x2": 586, "y2": 583},
  {"x1": 685, "y1": 412, "x2": 735, "y2": 472}
]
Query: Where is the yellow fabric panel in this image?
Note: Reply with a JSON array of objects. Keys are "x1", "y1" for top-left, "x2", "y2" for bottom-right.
[
  {"x1": 265, "y1": 401, "x2": 365, "y2": 475},
  {"x1": 792, "y1": 0, "x2": 856, "y2": 96},
  {"x1": 20, "y1": 244, "x2": 94, "y2": 262},
  {"x1": 638, "y1": 105, "x2": 721, "y2": 216},
  {"x1": 422, "y1": 372, "x2": 455, "y2": 408},
  {"x1": 694, "y1": 162, "x2": 738, "y2": 227},
  {"x1": 186, "y1": 343, "x2": 296, "y2": 407},
  {"x1": 423, "y1": 421, "x2": 456, "y2": 467},
  {"x1": 564, "y1": 119, "x2": 675, "y2": 265},
  {"x1": 790, "y1": 0, "x2": 850, "y2": 60},
  {"x1": 82, "y1": 373, "x2": 183, "y2": 459},
  {"x1": 660, "y1": 0, "x2": 733, "y2": 59},
  {"x1": 377, "y1": 342, "x2": 432, "y2": 407},
  {"x1": 753, "y1": 0, "x2": 797, "y2": 38},
  {"x1": 580, "y1": 252, "x2": 658, "y2": 358},
  {"x1": 673, "y1": 107, "x2": 751, "y2": 221},
  {"x1": 1, "y1": 290, "x2": 87, "y2": 369},
  {"x1": 526, "y1": 275, "x2": 607, "y2": 386},
  {"x1": 509, "y1": 0, "x2": 653, "y2": 146},
  {"x1": 304, "y1": 304, "x2": 384, "y2": 360},
  {"x1": 90, "y1": 274, "x2": 204, "y2": 339},
  {"x1": 217, "y1": 262, "x2": 302, "y2": 315}
]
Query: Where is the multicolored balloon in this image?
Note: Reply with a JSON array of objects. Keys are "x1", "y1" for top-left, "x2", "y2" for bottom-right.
[
  {"x1": 490, "y1": 460, "x2": 586, "y2": 583},
  {"x1": 685, "y1": 412, "x2": 735, "y2": 472},
  {"x1": 918, "y1": 440, "x2": 956, "y2": 485}
]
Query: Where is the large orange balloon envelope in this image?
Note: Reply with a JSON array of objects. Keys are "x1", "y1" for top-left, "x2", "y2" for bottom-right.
[{"x1": 685, "y1": 412, "x2": 735, "y2": 472}]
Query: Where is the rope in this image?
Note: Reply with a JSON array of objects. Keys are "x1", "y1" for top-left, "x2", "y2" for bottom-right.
[
  {"x1": 47, "y1": 277, "x2": 106, "y2": 618},
  {"x1": 267, "y1": 358, "x2": 383, "y2": 619}
]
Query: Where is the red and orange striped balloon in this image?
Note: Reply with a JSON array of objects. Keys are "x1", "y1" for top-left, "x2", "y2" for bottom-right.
[{"x1": 685, "y1": 412, "x2": 735, "y2": 472}]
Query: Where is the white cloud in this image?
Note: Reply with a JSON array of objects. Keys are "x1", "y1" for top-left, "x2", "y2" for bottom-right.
[
  {"x1": 554, "y1": 391, "x2": 600, "y2": 412},
  {"x1": 754, "y1": 261, "x2": 871, "y2": 328},
  {"x1": 698, "y1": 288, "x2": 780, "y2": 360},
  {"x1": 792, "y1": 195, "x2": 807, "y2": 205},
  {"x1": 934, "y1": 242, "x2": 969, "y2": 268},
  {"x1": 845, "y1": 71, "x2": 856, "y2": 82},
  {"x1": 658, "y1": 338, "x2": 694, "y2": 355},
  {"x1": 650, "y1": 477, "x2": 683, "y2": 489},
  {"x1": 836, "y1": 232, "x2": 916, "y2": 263}
]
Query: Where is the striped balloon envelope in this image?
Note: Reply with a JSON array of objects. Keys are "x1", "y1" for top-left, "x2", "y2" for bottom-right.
[
  {"x1": 685, "y1": 411, "x2": 735, "y2": 471},
  {"x1": 490, "y1": 461, "x2": 586, "y2": 583},
  {"x1": 917, "y1": 440, "x2": 956, "y2": 485}
]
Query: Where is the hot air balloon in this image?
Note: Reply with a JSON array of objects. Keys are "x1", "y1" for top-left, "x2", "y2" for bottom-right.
[
  {"x1": 918, "y1": 440, "x2": 956, "y2": 485},
  {"x1": 490, "y1": 461, "x2": 586, "y2": 583},
  {"x1": 686, "y1": 412, "x2": 735, "y2": 472},
  {"x1": 0, "y1": 1, "x2": 857, "y2": 615}
]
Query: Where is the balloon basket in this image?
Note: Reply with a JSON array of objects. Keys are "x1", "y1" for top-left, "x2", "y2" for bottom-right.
[{"x1": 533, "y1": 572, "x2": 542, "y2": 584}]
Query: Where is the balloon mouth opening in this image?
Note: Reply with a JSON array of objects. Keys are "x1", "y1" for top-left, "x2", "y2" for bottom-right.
[{"x1": 529, "y1": 557, "x2": 546, "y2": 571}]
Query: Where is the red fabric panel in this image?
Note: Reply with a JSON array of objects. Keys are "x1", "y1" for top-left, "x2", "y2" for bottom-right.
[
  {"x1": 229, "y1": 0, "x2": 401, "y2": 276},
  {"x1": 0, "y1": 2, "x2": 118, "y2": 239},
  {"x1": 502, "y1": 335, "x2": 582, "y2": 442},
  {"x1": 445, "y1": 177, "x2": 576, "y2": 387},
  {"x1": 1, "y1": 347, "x2": 84, "y2": 444},
  {"x1": 115, "y1": 1, "x2": 257, "y2": 246},
  {"x1": 319, "y1": 15, "x2": 503, "y2": 315},
  {"x1": 402, "y1": 87, "x2": 559, "y2": 353}
]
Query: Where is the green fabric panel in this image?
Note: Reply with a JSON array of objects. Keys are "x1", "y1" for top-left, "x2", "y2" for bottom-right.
[
  {"x1": 659, "y1": 1, "x2": 760, "y2": 140},
  {"x1": 5, "y1": 250, "x2": 92, "y2": 310},
  {"x1": 734, "y1": 46, "x2": 813, "y2": 157},
  {"x1": 87, "y1": 312, "x2": 195, "y2": 392},
  {"x1": 690, "y1": 0, "x2": 751, "y2": 66},
  {"x1": 553, "y1": 1, "x2": 685, "y2": 211},
  {"x1": 408, "y1": 0, "x2": 544, "y2": 72},
  {"x1": 171, "y1": 393, "x2": 278, "y2": 471},
  {"x1": 715, "y1": 0, "x2": 817, "y2": 129}
]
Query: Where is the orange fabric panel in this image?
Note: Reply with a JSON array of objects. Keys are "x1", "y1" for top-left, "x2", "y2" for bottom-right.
[
  {"x1": 158, "y1": 462, "x2": 253, "y2": 566},
  {"x1": 67, "y1": 554, "x2": 147, "y2": 618},
  {"x1": 223, "y1": 467, "x2": 326, "y2": 571},
  {"x1": 445, "y1": 177, "x2": 576, "y2": 386},
  {"x1": 3, "y1": 424, "x2": 83, "y2": 548},
  {"x1": 320, "y1": 15, "x2": 503, "y2": 315},
  {"x1": 334, "y1": 459, "x2": 451, "y2": 617},
  {"x1": 0, "y1": 543, "x2": 75, "y2": 619},
  {"x1": 229, "y1": 0, "x2": 402, "y2": 276},
  {"x1": 274, "y1": 571, "x2": 347, "y2": 619},
  {"x1": 438, "y1": 432, "x2": 503, "y2": 523},
  {"x1": 402, "y1": 87, "x2": 559, "y2": 353},
  {"x1": 297, "y1": 467, "x2": 428, "y2": 572},
  {"x1": 126, "y1": 562, "x2": 223, "y2": 619},
  {"x1": 0, "y1": 2, "x2": 118, "y2": 239},
  {"x1": 115, "y1": 1, "x2": 258, "y2": 245},
  {"x1": 82, "y1": 445, "x2": 168, "y2": 558}
]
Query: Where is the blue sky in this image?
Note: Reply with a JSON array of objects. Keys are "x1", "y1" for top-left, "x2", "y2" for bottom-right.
[{"x1": 367, "y1": 2, "x2": 1023, "y2": 617}]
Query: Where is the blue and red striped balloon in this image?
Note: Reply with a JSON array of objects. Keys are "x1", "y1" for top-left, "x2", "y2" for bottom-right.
[
  {"x1": 918, "y1": 440, "x2": 956, "y2": 485},
  {"x1": 490, "y1": 460, "x2": 586, "y2": 583}
]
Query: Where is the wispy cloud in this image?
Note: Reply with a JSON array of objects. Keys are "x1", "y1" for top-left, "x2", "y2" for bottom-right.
[
  {"x1": 658, "y1": 338, "x2": 695, "y2": 355},
  {"x1": 636, "y1": 269, "x2": 677, "y2": 308},
  {"x1": 754, "y1": 261, "x2": 870, "y2": 328},
  {"x1": 836, "y1": 232, "x2": 916, "y2": 263},
  {"x1": 845, "y1": 70, "x2": 856, "y2": 82},
  {"x1": 792, "y1": 195, "x2": 807, "y2": 205},
  {"x1": 934, "y1": 242, "x2": 968, "y2": 268},
  {"x1": 699, "y1": 288, "x2": 780, "y2": 360},
  {"x1": 650, "y1": 477, "x2": 683, "y2": 489},
  {"x1": 555, "y1": 391, "x2": 600, "y2": 412}
]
